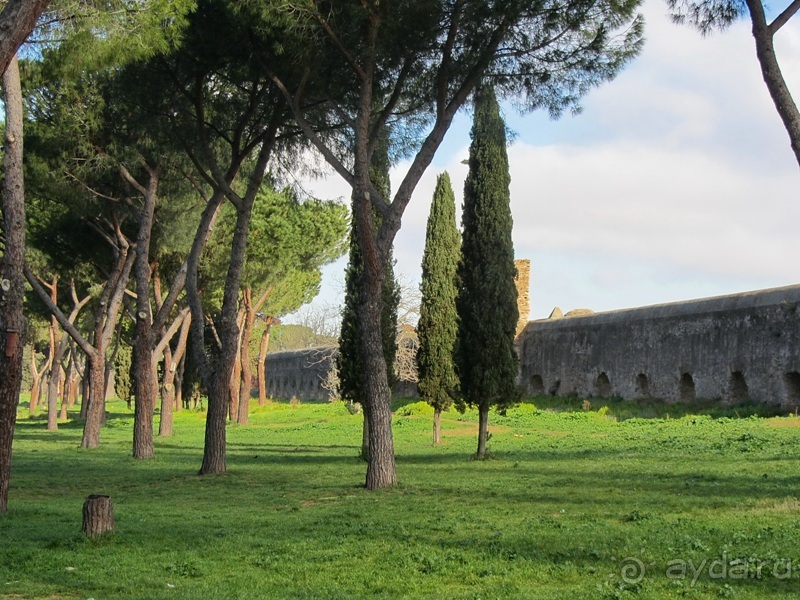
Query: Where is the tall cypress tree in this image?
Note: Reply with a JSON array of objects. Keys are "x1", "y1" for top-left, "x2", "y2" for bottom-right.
[
  {"x1": 418, "y1": 172, "x2": 460, "y2": 445},
  {"x1": 456, "y1": 85, "x2": 520, "y2": 460},
  {"x1": 337, "y1": 126, "x2": 399, "y2": 460}
]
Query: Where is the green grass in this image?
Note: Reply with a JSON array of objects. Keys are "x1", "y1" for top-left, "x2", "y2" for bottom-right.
[{"x1": 2, "y1": 396, "x2": 800, "y2": 599}]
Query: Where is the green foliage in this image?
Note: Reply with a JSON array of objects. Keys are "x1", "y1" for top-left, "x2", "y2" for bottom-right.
[
  {"x1": 337, "y1": 130, "x2": 400, "y2": 404},
  {"x1": 456, "y1": 86, "x2": 520, "y2": 413},
  {"x1": 114, "y1": 344, "x2": 133, "y2": 404},
  {"x1": 203, "y1": 184, "x2": 348, "y2": 316},
  {"x1": 394, "y1": 400, "x2": 434, "y2": 417},
  {"x1": 6, "y1": 397, "x2": 800, "y2": 599},
  {"x1": 417, "y1": 172, "x2": 460, "y2": 413}
]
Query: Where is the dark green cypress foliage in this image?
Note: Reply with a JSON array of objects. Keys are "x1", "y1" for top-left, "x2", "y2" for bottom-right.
[
  {"x1": 337, "y1": 126, "x2": 399, "y2": 459},
  {"x1": 456, "y1": 85, "x2": 520, "y2": 459},
  {"x1": 418, "y1": 172, "x2": 460, "y2": 444}
]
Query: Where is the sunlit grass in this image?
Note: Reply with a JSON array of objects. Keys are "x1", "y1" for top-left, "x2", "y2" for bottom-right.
[{"x1": 2, "y1": 396, "x2": 799, "y2": 599}]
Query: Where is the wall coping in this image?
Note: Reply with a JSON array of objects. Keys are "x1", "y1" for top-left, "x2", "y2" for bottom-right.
[{"x1": 524, "y1": 284, "x2": 800, "y2": 332}]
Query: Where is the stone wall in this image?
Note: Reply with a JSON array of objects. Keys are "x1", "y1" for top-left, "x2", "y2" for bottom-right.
[
  {"x1": 517, "y1": 285, "x2": 800, "y2": 406},
  {"x1": 514, "y1": 259, "x2": 531, "y2": 336},
  {"x1": 265, "y1": 347, "x2": 336, "y2": 401}
]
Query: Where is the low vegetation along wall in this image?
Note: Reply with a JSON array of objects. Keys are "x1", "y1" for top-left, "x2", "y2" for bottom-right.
[{"x1": 517, "y1": 285, "x2": 800, "y2": 406}]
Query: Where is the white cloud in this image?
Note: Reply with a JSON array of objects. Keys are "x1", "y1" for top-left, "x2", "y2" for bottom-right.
[{"x1": 286, "y1": 0, "x2": 800, "y2": 324}]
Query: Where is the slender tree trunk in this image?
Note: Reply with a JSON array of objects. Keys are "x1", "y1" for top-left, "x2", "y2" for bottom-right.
[
  {"x1": 61, "y1": 351, "x2": 76, "y2": 420},
  {"x1": 237, "y1": 289, "x2": 256, "y2": 425},
  {"x1": 157, "y1": 313, "x2": 191, "y2": 436},
  {"x1": 159, "y1": 346, "x2": 176, "y2": 437},
  {"x1": 745, "y1": 0, "x2": 800, "y2": 168},
  {"x1": 476, "y1": 406, "x2": 489, "y2": 459},
  {"x1": 257, "y1": 319, "x2": 272, "y2": 405},
  {"x1": 229, "y1": 344, "x2": 241, "y2": 420},
  {"x1": 175, "y1": 350, "x2": 185, "y2": 412},
  {"x1": 433, "y1": 408, "x2": 441, "y2": 445},
  {"x1": 131, "y1": 168, "x2": 160, "y2": 460},
  {"x1": 0, "y1": 55, "x2": 26, "y2": 514},
  {"x1": 29, "y1": 349, "x2": 42, "y2": 415},
  {"x1": 46, "y1": 360, "x2": 62, "y2": 431}
]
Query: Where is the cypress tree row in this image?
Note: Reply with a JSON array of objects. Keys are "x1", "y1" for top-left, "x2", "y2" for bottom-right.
[
  {"x1": 456, "y1": 85, "x2": 520, "y2": 460},
  {"x1": 337, "y1": 127, "x2": 399, "y2": 461},
  {"x1": 418, "y1": 172, "x2": 460, "y2": 445}
]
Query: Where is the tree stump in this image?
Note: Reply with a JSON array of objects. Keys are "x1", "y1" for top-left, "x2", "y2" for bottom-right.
[{"x1": 82, "y1": 494, "x2": 114, "y2": 538}]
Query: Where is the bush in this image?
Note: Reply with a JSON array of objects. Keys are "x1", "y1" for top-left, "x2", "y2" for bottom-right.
[{"x1": 395, "y1": 401, "x2": 434, "y2": 416}]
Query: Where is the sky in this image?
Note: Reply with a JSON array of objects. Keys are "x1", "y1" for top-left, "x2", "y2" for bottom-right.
[{"x1": 287, "y1": 0, "x2": 800, "y2": 325}]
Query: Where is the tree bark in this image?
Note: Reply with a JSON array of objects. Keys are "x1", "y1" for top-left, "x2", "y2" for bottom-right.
[
  {"x1": 237, "y1": 291, "x2": 253, "y2": 424},
  {"x1": 477, "y1": 406, "x2": 489, "y2": 459},
  {"x1": 46, "y1": 360, "x2": 62, "y2": 430},
  {"x1": 0, "y1": 0, "x2": 50, "y2": 78},
  {"x1": 82, "y1": 494, "x2": 114, "y2": 538},
  {"x1": 433, "y1": 408, "x2": 441, "y2": 445},
  {"x1": 130, "y1": 166, "x2": 160, "y2": 460},
  {"x1": 746, "y1": 0, "x2": 800, "y2": 168},
  {"x1": 257, "y1": 317, "x2": 273, "y2": 405},
  {"x1": 158, "y1": 311, "x2": 191, "y2": 436},
  {"x1": 60, "y1": 350, "x2": 76, "y2": 420},
  {"x1": 28, "y1": 347, "x2": 42, "y2": 415},
  {"x1": 0, "y1": 55, "x2": 27, "y2": 513}
]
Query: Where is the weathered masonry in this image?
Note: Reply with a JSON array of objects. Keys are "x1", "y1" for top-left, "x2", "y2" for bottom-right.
[
  {"x1": 517, "y1": 285, "x2": 800, "y2": 406},
  {"x1": 265, "y1": 347, "x2": 336, "y2": 401},
  {"x1": 265, "y1": 259, "x2": 532, "y2": 401}
]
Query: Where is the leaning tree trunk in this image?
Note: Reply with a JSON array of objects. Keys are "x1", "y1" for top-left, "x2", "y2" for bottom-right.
[
  {"x1": 0, "y1": 55, "x2": 27, "y2": 513},
  {"x1": 433, "y1": 408, "x2": 441, "y2": 445},
  {"x1": 746, "y1": 0, "x2": 800, "y2": 168},
  {"x1": 237, "y1": 289, "x2": 257, "y2": 425}
]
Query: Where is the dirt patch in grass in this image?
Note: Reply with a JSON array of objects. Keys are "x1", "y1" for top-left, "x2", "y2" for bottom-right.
[
  {"x1": 753, "y1": 497, "x2": 800, "y2": 514},
  {"x1": 766, "y1": 417, "x2": 800, "y2": 427}
]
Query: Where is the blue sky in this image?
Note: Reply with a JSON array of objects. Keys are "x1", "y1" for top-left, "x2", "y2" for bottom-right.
[{"x1": 290, "y1": 0, "x2": 800, "y2": 325}]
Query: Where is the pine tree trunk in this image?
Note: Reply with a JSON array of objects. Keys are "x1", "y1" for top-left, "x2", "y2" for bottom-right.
[
  {"x1": 46, "y1": 364, "x2": 60, "y2": 431},
  {"x1": 0, "y1": 55, "x2": 26, "y2": 514},
  {"x1": 81, "y1": 356, "x2": 106, "y2": 449},
  {"x1": 132, "y1": 326, "x2": 156, "y2": 459},
  {"x1": 433, "y1": 408, "x2": 441, "y2": 445},
  {"x1": 477, "y1": 406, "x2": 489, "y2": 459},
  {"x1": 360, "y1": 279, "x2": 397, "y2": 489},
  {"x1": 257, "y1": 320, "x2": 272, "y2": 406},
  {"x1": 746, "y1": 0, "x2": 800, "y2": 168},
  {"x1": 158, "y1": 346, "x2": 175, "y2": 438},
  {"x1": 199, "y1": 375, "x2": 228, "y2": 474},
  {"x1": 28, "y1": 349, "x2": 41, "y2": 415},
  {"x1": 237, "y1": 290, "x2": 255, "y2": 425}
]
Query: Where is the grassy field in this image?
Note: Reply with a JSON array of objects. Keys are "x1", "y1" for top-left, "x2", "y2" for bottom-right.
[{"x1": 2, "y1": 395, "x2": 800, "y2": 599}]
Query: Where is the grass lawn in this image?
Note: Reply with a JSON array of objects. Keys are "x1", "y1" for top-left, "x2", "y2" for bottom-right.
[{"x1": 2, "y1": 395, "x2": 800, "y2": 599}]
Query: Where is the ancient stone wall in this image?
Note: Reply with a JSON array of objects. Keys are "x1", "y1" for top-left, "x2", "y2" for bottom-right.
[
  {"x1": 514, "y1": 259, "x2": 531, "y2": 336},
  {"x1": 265, "y1": 347, "x2": 336, "y2": 401},
  {"x1": 517, "y1": 285, "x2": 800, "y2": 406}
]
